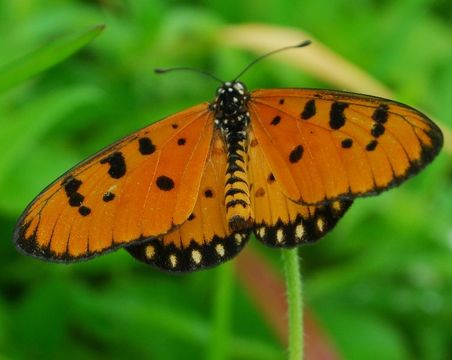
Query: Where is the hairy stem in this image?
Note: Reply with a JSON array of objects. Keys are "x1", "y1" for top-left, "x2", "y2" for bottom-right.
[{"x1": 282, "y1": 248, "x2": 304, "y2": 360}]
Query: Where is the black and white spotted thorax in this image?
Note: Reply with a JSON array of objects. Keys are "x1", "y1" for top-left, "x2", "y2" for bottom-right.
[{"x1": 210, "y1": 81, "x2": 251, "y2": 135}]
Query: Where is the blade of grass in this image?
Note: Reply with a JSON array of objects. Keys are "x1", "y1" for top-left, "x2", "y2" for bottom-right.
[{"x1": 0, "y1": 24, "x2": 105, "y2": 93}]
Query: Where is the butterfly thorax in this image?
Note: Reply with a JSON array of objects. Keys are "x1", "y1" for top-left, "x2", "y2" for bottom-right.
[
  {"x1": 211, "y1": 81, "x2": 249, "y2": 126},
  {"x1": 210, "y1": 81, "x2": 252, "y2": 231}
]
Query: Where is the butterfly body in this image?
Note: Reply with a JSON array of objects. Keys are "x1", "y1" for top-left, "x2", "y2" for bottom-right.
[
  {"x1": 14, "y1": 78, "x2": 442, "y2": 272},
  {"x1": 212, "y1": 81, "x2": 252, "y2": 231}
]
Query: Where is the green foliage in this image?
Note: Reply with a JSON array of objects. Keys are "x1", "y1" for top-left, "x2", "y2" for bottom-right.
[
  {"x1": 0, "y1": 25, "x2": 105, "y2": 93},
  {"x1": 0, "y1": 1, "x2": 451, "y2": 359}
]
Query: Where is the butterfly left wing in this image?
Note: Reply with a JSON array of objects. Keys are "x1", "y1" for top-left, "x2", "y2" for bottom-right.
[
  {"x1": 126, "y1": 130, "x2": 250, "y2": 272},
  {"x1": 249, "y1": 89, "x2": 443, "y2": 205},
  {"x1": 14, "y1": 103, "x2": 214, "y2": 261}
]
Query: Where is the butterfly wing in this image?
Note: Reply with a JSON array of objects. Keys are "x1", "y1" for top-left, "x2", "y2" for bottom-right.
[
  {"x1": 249, "y1": 89, "x2": 443, "y2": 205},
  {"x1": 14, "y1": 103, "x2": 215, "y2": 261},
  {"x1": 126, "y1": 130, "x2": 250, "y2": 272},
  {"x1": 248, "y1": 127, "x2": 352, "y2": 247}
]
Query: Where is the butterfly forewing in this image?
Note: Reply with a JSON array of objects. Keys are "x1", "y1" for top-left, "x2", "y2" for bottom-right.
[
  {"x1": 126, "y1": 130, "x2": 250, "y2": 272},
  {"x1": 250, "y1": 89, "x2": 443, "y2": 205},
  {"x1": 15, "y1": 103, "x2": 213, "y2": 261}
]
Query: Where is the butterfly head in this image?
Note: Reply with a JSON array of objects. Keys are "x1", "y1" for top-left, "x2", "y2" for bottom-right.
[{"x1": 213, "y1": 81, "x2": 249, "y2": 121}]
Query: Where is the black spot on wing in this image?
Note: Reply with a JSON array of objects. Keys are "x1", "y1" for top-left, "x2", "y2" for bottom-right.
[
  {"x1": 63, "y1": 177, "x2": 82, "y2": 195},
  {"x1": 103, "y1": 192, "x2": 115, "y2": 202},
  {"x1": 289, "y1": 145, "x2": 304, "y2": 163},
  {"x1": 341, "y1": 138, "x2": 353, "y2": 148},
  {"x1": 300, "y1": 99, "x2": 316, "y2": 120},
  {"x1": 138, "y1": 137, "x2": 156, "y2": 155},
  {"x1": 156, "y1": 175, "x2": 175, "y2": 191},
  {"x1": 255, "y1": 187, "x2": 265, "y2": 197},
  {"x1": 62, "y1": 176, "x2": 85, "y2": 208},
  {"x1": 69, "y1": 193, "x2": 84, "y2": 207},
  {"x1": 271, "y1": 116, "x2": 281, "y2": 126},
  {"x1": 371, "y1": 123, "x2": 385, "y2": 138},
  {"x1": 329, "y1": 102, "x2": 348, "y2": 130},
  {"x1": 267, "y1": 173, "x2": 275, "y2": 184},
  {"x1": 100, "y1": 152, "x2": 126, "y2": 179},
  {"x1": 177, "y1": 138, "x2": 186, "y2": 145},
  {"x1": 366, "y1": 140, "x2": 378, "y2": 151},
  {"x1": 372, "y1": 104, "x2": 389, "y2": 124},
  {"x1": 204, "y1": 189, "x2": 214, "y2": 198},
  {"x1": 78, "y1": 206, "x2": 91, "y2": 216}
]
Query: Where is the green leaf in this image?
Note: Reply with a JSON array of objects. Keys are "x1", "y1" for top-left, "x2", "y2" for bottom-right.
[{"x1": 0, "y1": 24, "x2": 105, "y2": 93}]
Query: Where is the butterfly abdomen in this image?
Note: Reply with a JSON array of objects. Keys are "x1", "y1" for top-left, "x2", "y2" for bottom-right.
[
  {"x1": 212, "y1": 81, "x2": 253, "y2": 231},
  {"x1": 224, "y1": 130, "x2": 252, "y2": 230}
]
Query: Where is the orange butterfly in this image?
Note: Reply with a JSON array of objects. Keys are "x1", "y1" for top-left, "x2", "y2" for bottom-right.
[{"x1": 14, "y1": 42, "x2": 443, "y2": 272}]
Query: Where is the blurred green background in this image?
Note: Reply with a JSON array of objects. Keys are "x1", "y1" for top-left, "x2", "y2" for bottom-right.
[{"x1": 0, "y1": 1, "x2": 451, "y2": 359}]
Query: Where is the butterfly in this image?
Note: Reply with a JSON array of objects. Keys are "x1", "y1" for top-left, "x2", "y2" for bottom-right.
[{"x1": 14, "y1": 42, "x2": 443, "y2": 272}]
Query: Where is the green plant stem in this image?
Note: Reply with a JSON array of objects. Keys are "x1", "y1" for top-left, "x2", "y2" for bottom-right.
[
  {"x1": 282, "y1": 248, "x2": 304, "y2": 360},
  {"x1": 207, "y1": 261, "x2": 234, "y2": 360}
]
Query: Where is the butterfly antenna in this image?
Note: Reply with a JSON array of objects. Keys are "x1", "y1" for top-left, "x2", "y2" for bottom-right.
[
  {"x1": 154, "y1": 67, "x2": 224, "y2": 84},
  {"x1": 233, "y1": 40, "x2": 312, "y2": 81}
]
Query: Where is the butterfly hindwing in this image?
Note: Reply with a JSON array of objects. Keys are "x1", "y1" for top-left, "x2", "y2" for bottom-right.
[
  {"x1": 126, "y1": 130, "x2": 250, "y2": 272},
  {"x1": 248, "y1": 128, "x2": 352, "y2": 247},
  {"x1": 250, "y1": 89, "x2": 443, "y2": 205},
  {"x1": 14, "y1": 103, "x2": 214, "y2": 261}
]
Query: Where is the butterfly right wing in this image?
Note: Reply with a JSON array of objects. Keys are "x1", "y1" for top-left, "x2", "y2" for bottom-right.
[
  {"x1": 15, "y1": 103, "x2": 214, "y2": 261},
  {"x1": 250, "y1": 89, "x2": 443, "y2": 205},
  {"x1": 126, "y1": 130, "x2": 250, "y2": 272}
]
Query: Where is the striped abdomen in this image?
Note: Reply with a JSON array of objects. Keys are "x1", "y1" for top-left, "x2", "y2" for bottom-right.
[
  {"x1": 211, "y1": 80, "x2": 253, "y2": 231},
  {"x1": 224, "y1": 134, "x2": 252, "y2": 230}
]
